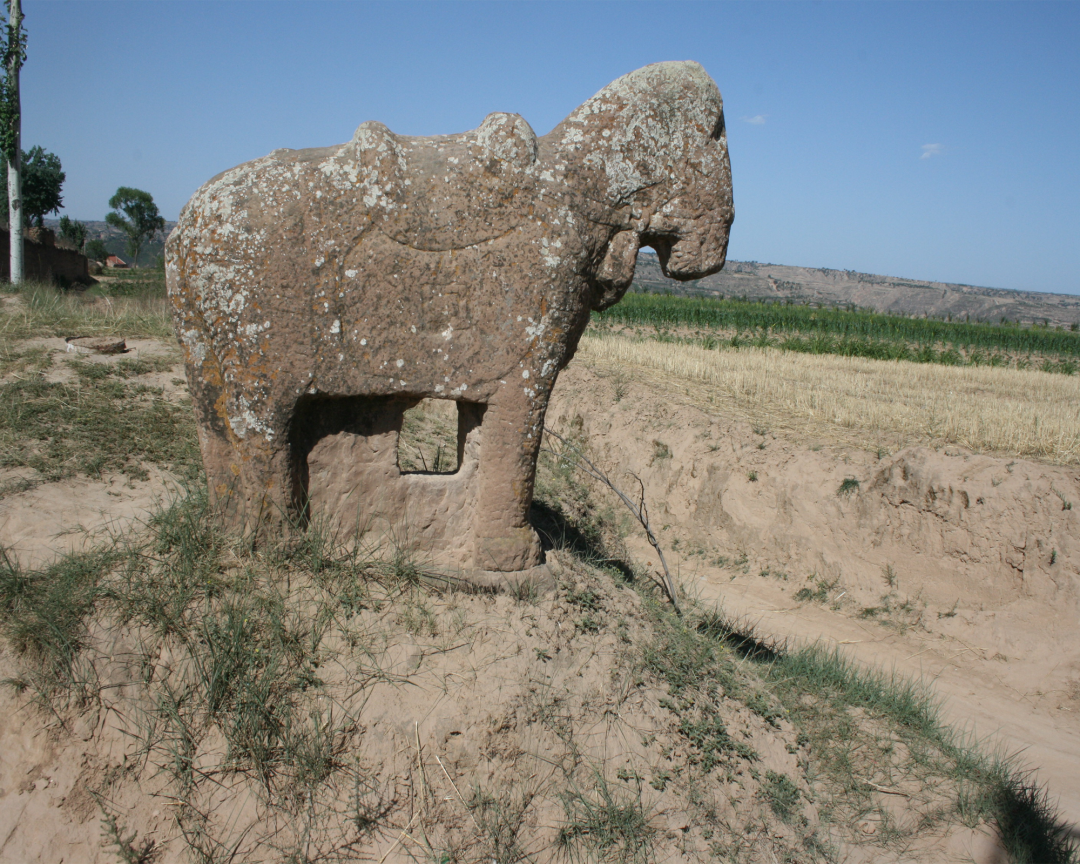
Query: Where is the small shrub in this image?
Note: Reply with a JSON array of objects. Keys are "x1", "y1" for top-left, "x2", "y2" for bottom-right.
[
  {"x1": 794, "y1": 574, "x2": 839, "y2": 605},
  {"x1": 612, "y1": 373, "x2": 629, "y2": 402},
  {"x1": 98, "y1": 806, "x2": 156, "y2": 864},
  {"x1": 883, "y1": 564, "x2": 897, "y2": 589}
]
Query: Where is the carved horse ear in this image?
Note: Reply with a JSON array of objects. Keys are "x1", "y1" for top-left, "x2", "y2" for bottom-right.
[{"x1": 593, "y1": 230, "x2": 641, "y2": 310}]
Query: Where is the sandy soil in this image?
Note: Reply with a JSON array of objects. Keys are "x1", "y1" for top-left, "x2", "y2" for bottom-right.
[
  {"x1": 548, "y1": 359, "x2": 1080, "y2": 833},
  {"x1": 0, "y1": 337, "x2": 187, "y2": 570},
  {"x1": 1, "y1": 337, "x2": 1077, "y2": 861}
]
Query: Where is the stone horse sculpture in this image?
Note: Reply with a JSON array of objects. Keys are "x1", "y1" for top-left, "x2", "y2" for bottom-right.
[{"x1": 166, "y1": 60, "x2": 733, "y2": 577}]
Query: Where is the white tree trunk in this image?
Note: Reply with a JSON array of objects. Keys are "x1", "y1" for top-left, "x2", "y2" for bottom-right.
[
  {"x1": 7, "y1": 149, "x2": 21, "y2": 284},
  {"x1": 6, "y1": 0, "x2": 22, "y2": 285}
]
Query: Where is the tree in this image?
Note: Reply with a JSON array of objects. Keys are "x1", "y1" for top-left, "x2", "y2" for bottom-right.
[
  {"x1": 106, "y1": 187, "x2": 164, "y2": 268},
  {"x1": 1, "y1": 145, "x2": 63, "y2": 226},
  {"x1": 84, "y1": 238, "x2": 108, "y2": 262},
  {"x1": 58, "y1": 214, "x2": 85, "y2": 251},
  {"x1": 2, "y1": 0, "x2": 26, "y2": 283}
]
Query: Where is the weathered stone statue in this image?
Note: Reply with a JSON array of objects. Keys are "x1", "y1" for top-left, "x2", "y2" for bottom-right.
[{"x1": 166, "y1": 61, "x2": 733, "y2": 577}]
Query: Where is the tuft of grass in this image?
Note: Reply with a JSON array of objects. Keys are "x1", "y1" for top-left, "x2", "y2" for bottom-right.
[
  {"x1": 762, "y1": 770, "x2": 801, "y2": 822},
  {"x1": 1052, "y1": 485, "x2": 1073, "y2": 511},
  {"x1": 857, "y1": 591, "x2": 926, "y2": 632},
  {"x1": 794, "y1": 574, "x2": 840, "y2": 605},
  {"x1": 611, "y1": 372, "x2": 629, "y2": 402},
  {"x1": 0, "y1": 542, "x2": 118, "y2": 702},
  {"x1": 471, "y1": 788, "x2": 533, "y2": 864},
  {"x1": 3, "y1": 487, "x2": 366, "y2": 810},
  {"x1": 837, "y1": 476, "x2": 860, "y2": 497},
  {"x1": 651, "y1": 440, "x2": 671, "y2": 463},
  {"x1": 557, "y1": 773, "x2": 654, "y2": 864}
]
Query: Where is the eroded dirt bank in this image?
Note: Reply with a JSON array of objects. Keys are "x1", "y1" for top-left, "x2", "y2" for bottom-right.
[{"x1": 549, "y1": 359, "x2": 1080, "y2": 828}]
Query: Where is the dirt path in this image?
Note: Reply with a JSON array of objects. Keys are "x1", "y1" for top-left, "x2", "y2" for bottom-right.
[{"x1": 550, "y1": 359, "x2": 1080, "y2": 832}]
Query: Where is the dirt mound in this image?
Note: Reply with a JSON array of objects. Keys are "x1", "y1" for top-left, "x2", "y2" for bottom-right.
[{"x1": 0, "y1": 523, "x2": 832, "y2": 863}]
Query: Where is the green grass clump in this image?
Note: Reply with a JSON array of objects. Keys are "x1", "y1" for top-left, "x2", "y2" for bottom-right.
[
  {"x1": 762, "y1": 770, "x2": 802, "y2": 822},
  {"x1": 837, "y1": 477, "x2": 860, "y2": 497},
  {"x1": 1, "y1": 488, "x2": 387, "y2": 805},
  {"x1": 557, "y1": 773, "x2": 654, "y2": 864},
  {"x1": 0, "y1": 543, "x2": 119, "y2": 702}
]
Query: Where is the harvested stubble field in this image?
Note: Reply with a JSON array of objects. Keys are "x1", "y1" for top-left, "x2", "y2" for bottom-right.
[
  {"x1": 579, "y1": 331, "x2": 1080, "y2": 464},
  {"x1": 0, "y1": 281, "x2": 1077, "y2": 864}
]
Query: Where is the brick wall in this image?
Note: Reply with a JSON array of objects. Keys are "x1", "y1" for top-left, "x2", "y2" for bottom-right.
[{"x1": 0, "y1": 226, "x2": 90, "y2": 286}]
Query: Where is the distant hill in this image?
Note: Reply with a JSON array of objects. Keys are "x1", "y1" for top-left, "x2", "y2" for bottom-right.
[
  {"x1": 44, "y1": 219, "x2": 177, "y2": 268},
  {"x1": 634, "y1": 253, "x2": 1080, "y2": 328}
]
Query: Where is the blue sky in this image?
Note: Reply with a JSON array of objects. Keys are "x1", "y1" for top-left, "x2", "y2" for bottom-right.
[{"x1": 24, "y1": 1, "x2": 1080, "y2": 294}]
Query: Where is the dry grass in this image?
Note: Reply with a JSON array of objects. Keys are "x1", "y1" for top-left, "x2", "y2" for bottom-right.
[
  {"x1": 0, "y1": 282, "x2": 174, "y2": 340},
  {"x1": 580, "y1": 332, "x2": 1080, "y2": 463}
]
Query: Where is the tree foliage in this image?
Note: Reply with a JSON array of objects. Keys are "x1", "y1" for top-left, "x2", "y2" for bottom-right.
[
  {"x1": 84, "y1": 238, "x2": 108, "y2": 262},
  {"x1": 0, "y1": 1, "x2": 26, "y2": 165},
  {"x1": 105, "y1": 187, "x2": 164, "y2": 268},
  {"x1": 1, "y1": 145, "x2": 63, "y2": 226},
  {"x1": 58, "y1": 214, "x2": 85, "y2": 251}
]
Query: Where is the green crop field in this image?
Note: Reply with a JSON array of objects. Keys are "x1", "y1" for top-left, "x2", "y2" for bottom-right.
[{"x1": 595, "y1": 293, "x2": 1080, "y2": 374}]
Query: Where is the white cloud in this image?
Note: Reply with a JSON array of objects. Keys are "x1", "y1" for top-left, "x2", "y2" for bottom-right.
[
  {"x1": 921, "y1": 143, "x2": 943, "y2": 160},
  {"x1": 744, "y1": 114, "x2": 767, "y2": 125}
]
